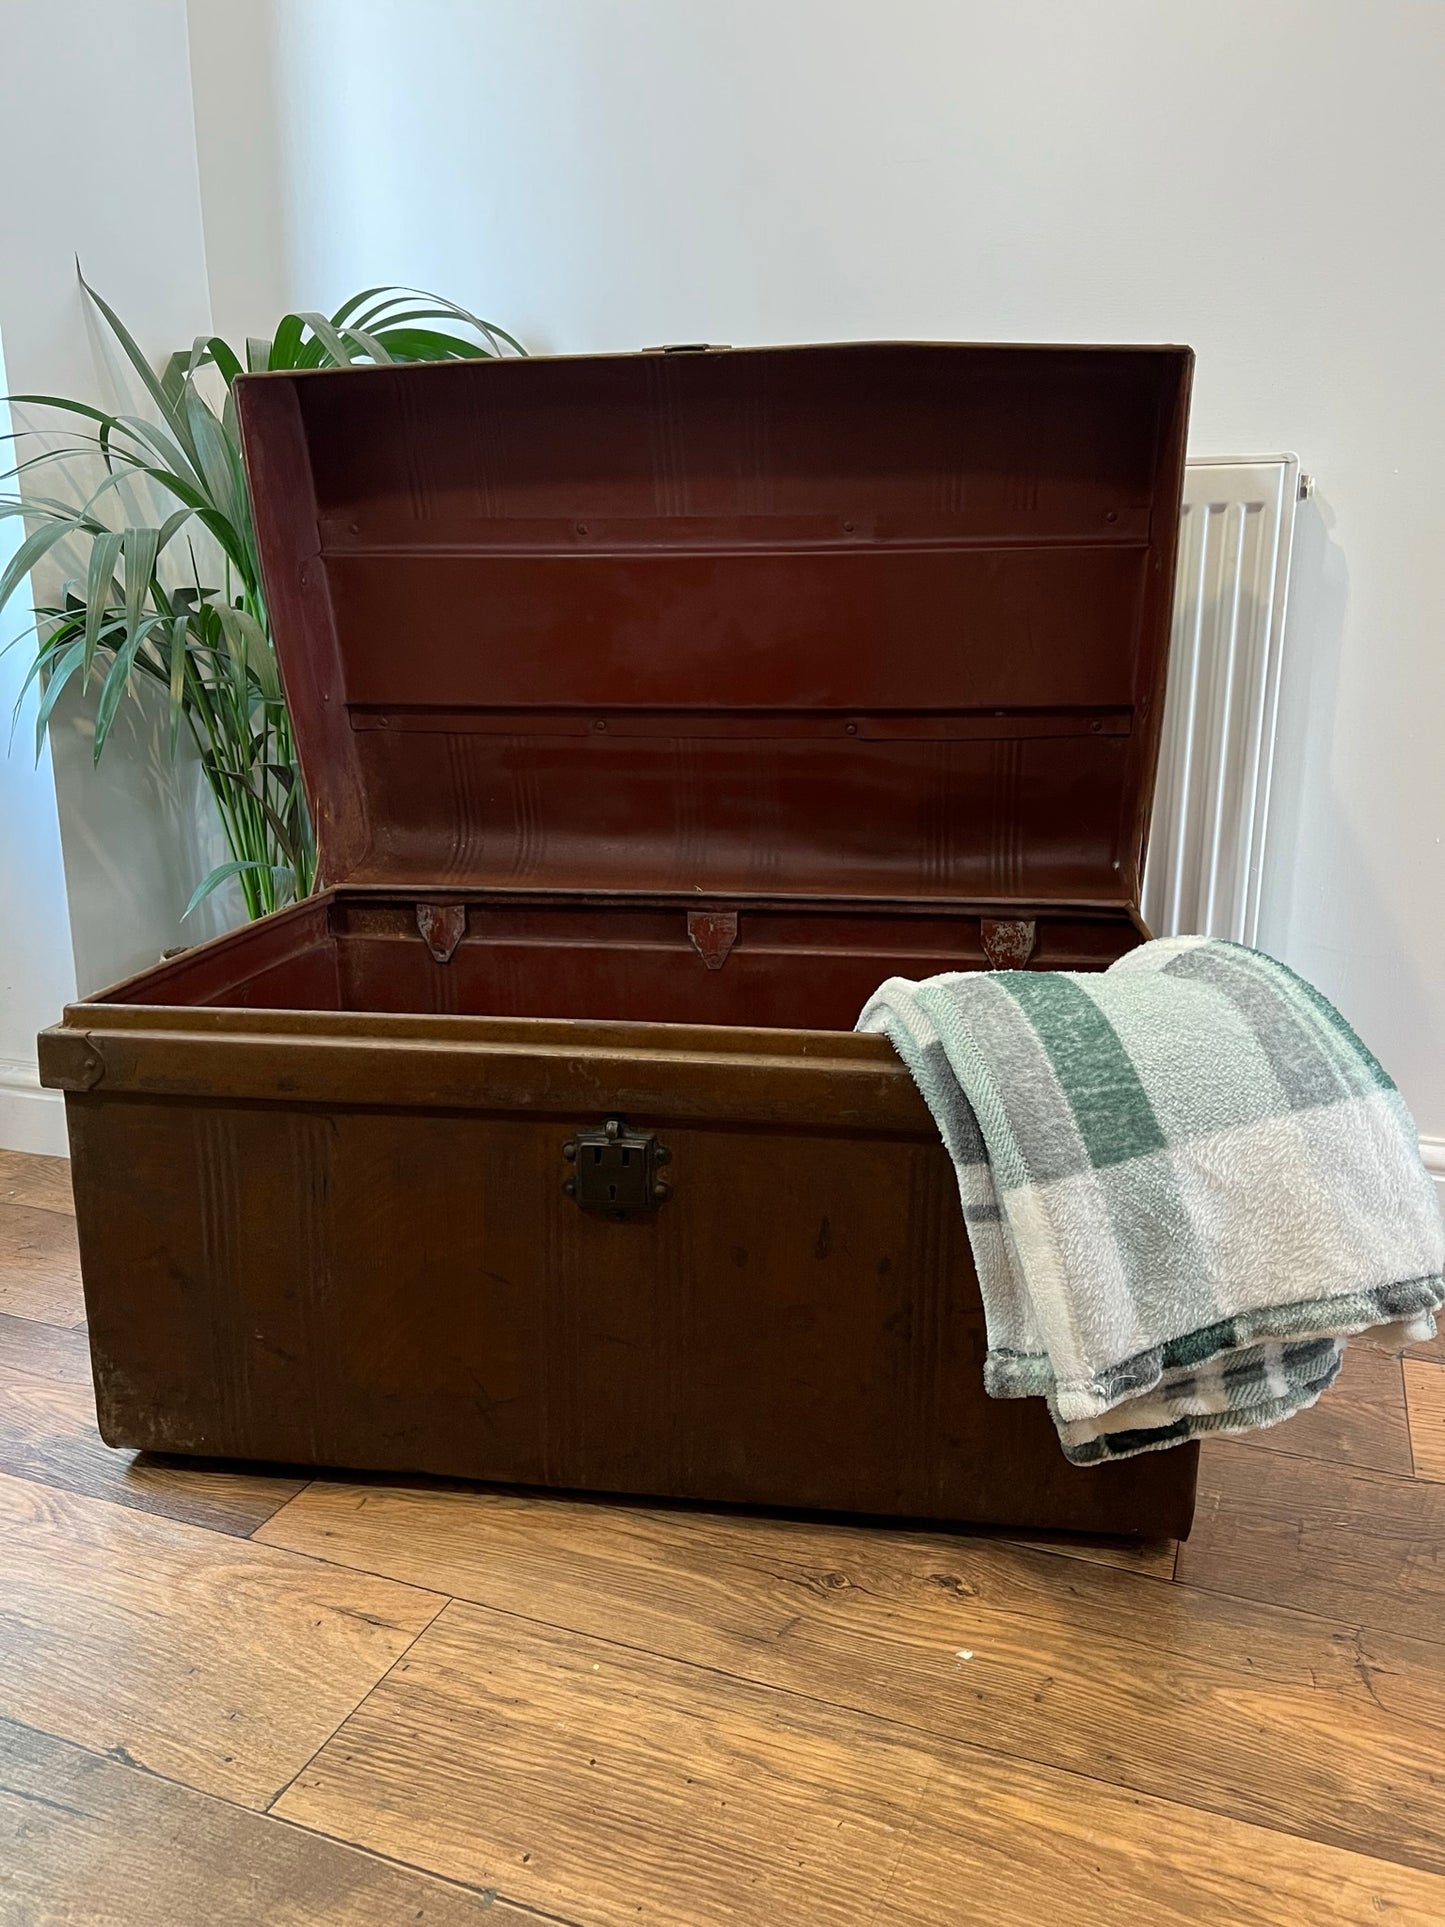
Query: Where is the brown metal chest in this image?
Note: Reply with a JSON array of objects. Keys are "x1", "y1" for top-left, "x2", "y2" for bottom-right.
[{"x1": 40, "y1": 340, "x2": 1199, "y2": 1537}]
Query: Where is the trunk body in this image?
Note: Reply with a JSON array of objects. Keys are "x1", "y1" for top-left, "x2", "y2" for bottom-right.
[{"x1": 41, "y1": 342, "x2": 1199, "y2": 1536}]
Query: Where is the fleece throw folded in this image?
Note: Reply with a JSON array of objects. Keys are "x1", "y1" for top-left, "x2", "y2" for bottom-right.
[{"x1": 857, "y1": 936, "x2": 1445, "y2": 1462}]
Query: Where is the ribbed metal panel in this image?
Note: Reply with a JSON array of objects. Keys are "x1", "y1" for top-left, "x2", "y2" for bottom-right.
[{"x1": 1143, "y1": 456, "x2": 1300, "y2": 944}]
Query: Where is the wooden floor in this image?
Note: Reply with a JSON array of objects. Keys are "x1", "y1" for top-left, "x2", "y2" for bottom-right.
[{"x1": 3, "y1": 1147, "x2": 1445, "y2": 1925}]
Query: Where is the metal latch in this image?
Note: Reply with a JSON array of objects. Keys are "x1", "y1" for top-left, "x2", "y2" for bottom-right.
[
  {"x1": 563, "y1": 1118, "x2": 672, "y2": 1215},
  {"x1": 640, "y1": 342, "x2": 731, "y2": 354}
]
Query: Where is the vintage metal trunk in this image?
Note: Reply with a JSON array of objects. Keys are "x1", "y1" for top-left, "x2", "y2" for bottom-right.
[{"x1": 40, "y1": 341, "x2": 1198, "y2": 1536}]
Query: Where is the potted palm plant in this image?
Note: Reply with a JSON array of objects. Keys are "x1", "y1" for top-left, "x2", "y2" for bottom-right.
[{"x1": 1, "y1": 277, "x2": 523, "y2": 921}]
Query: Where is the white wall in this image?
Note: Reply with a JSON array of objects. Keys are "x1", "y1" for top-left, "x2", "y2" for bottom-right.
[
  {"x1": 186, "y1": 0, "x2": 290, "y2": 346},
  {"x1": 0, "y1": 374, "x2": 75, "y2": 1156},
  {"x1": 218, "y1": 0, "x2": 1445, "y2": 1145},
  {"x1": 0, "y1": 0, "x2": 221, "y2": 1030},
  {"x1": 4, "y1": 1, "x2": 1442, "y2": 1158}
]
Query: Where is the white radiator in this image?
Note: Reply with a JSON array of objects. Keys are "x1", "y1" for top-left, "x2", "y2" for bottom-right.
[{"x1": 1143, "y1": 455, "x2": 1300, "y2": 944}]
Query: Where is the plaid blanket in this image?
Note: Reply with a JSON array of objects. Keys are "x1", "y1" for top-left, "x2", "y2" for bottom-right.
[{"x1": 857, "y1": 937, "x2": 1445, "y2": 1462}]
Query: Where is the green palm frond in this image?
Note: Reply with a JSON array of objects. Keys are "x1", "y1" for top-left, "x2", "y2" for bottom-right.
[{"x1": 2, "y1": 274, "x2": 523, "y2": 921}]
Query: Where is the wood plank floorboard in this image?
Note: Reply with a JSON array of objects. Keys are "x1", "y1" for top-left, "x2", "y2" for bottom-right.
[
  {"x1": 1362, "y1": 1315, "x2": 1445, "y2": 1364},
  {"x1": 3, "y1": 1149, "x2": 1444, "y2": 1925},
  {"x1": 0, "y1": 1467, "x2": 445, "y2": 1809},
  {"x1": 0, "y1": 1201, "x2": 84, "y2": 1328},
  {"x1": 257, "y1": 1475, "x2": 1445, "y2": 1873},
  {"x1": 0, "y1": 1312, "x2": 307, "y2": 1534},
  {"x1": 995, "y1": 1525, "x2": 1178, "y2": 1576},
  {"x1": 0, "y1": 1716, "x2": 552, "y2": 1927},
  {"x1": 0, "y1": 1150, "x2": 74, "y2": 1217},
  {"x1": 275, "y1": 1597, "x2": 1445, "y2": 1927},
  {"x1": 1231, "y1": 1338, "x2": 1413, "y2": 1474},
  {"x1": 1405, "y1": 1359, "x2": 1445, "y2": 1482},
  {"x1": 1177, "y1": 1439, "x2": 1445, "y2": 1639}
]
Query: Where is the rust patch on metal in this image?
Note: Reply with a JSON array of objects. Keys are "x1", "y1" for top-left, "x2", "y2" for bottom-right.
[
  {"x1": 688, "y1": 908, "x2": 738, "y2": 971},
  {"x1": 980, "y1": 918, "x2": 1037, "y2": 971},
  {"x1": 416, "y1": 902, "x2": 467, "y2": 964}
]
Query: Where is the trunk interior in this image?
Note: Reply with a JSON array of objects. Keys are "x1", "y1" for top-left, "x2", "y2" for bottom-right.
[{"x1": 92, "y1": 892, "x2": 1143, "y2": 1032}]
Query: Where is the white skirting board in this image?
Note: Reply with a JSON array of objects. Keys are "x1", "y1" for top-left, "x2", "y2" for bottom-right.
[{"x1": 0, "y1": 1057, "x2": 69, "y2": 1159}]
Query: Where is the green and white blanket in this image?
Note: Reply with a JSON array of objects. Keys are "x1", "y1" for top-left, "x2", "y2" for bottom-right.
[{"x1": 857, "y1": 937, "x2": 1445, "y2": 1462}]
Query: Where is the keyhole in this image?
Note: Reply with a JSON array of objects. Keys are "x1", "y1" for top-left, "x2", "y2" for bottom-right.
[{"x1": 607, "y1": 1183, "x2": 618, "y2": 1201}]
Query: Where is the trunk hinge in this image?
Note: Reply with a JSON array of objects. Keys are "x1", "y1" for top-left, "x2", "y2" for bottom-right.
[
  {"x1": 687, "y1": 908, "x2": 738, "y2": 970},
  {"x1": 416, "y1": 902, "x2": 467, "y2": 964},
  {"x1": 981, "y1": 918, "x2": 1037, "y2": 971}
]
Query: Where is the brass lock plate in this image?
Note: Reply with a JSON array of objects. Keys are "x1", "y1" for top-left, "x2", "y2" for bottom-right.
[{"x1": 563, "y1": 1119, "x2": 672, "y2": 1215}]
